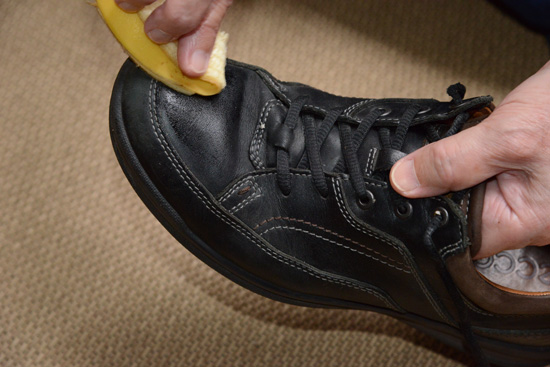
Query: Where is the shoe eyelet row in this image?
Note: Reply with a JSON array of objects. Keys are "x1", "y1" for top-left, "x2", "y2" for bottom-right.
[{"x1": 357, "y1": 191, "x2": 376, "y2": 210}]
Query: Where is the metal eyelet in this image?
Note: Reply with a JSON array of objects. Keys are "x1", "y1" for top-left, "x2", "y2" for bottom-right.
[
  {"x1": 433, "y1": 207, "x2": 449, "y2": 226},
  {"x1": 357, "y1": 191, "x2": 376, "y2": 210},
  {"x1": 395, "y1": 201, "x2": 413, "y2": 219},
  {"x1": 376, "y1": 107, "x2": 392, "y2": 117},
  {"x1": 418, "y1": 106, "x2": 432, "y2": 115}
]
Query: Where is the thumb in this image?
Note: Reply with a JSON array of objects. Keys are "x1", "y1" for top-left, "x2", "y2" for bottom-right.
[{"x1": 390, "y1": 123, "x2": 501, "y2": 198}]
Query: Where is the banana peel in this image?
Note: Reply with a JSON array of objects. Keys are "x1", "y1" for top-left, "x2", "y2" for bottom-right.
[{"x1": 95, "y1": 0, "x2": 228, "y2": 96}]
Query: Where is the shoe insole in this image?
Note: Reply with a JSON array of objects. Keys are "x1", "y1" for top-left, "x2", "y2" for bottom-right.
[{"x1": 475, "y1": 246, "x2": 550, "y2": 294}]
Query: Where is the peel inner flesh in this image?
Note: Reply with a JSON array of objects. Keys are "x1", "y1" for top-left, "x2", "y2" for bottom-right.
[{"x1": 96, "y1": 0, "x2": 228, "y2": 96}]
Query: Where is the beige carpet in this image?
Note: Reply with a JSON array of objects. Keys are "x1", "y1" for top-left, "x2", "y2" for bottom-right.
[{"x1": 1, "y1": 1, "x2": 548, "y2": 366}]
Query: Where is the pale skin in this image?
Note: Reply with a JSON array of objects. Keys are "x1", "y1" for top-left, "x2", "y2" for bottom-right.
[
  {"x1": 391, "y1": 61, "x2": 550, "y2": 260},
  {"x1": 115, "y1": 0, "x2": 233, "y2": 77},
  {"x1": 116, "y1": 0, "x2": 550, "y2": 260}
]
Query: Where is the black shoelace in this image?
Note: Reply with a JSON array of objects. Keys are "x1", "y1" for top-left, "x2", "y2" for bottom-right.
[
  {"x1": 425, "y1": 214, "x2": 489, "y2": 367},
  {"x1": 274, "y1": 83, "x2": 488, "y2": 366},
  {"x1": 275, "y1": 84, "x2": 469, "y2": 199}
]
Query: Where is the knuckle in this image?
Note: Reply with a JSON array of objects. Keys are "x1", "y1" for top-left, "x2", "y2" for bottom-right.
[
  {"x1": 199, "y1": 22, "x2": 219, "y2": 40},
  {"x1": 203, "y1": 0, "x2": 231, "y2": 28},
  {"x1": 162, "y1": 8, "x2": 188, "y2": 25},
  {"x1": 162, "y1": 0, "x2": 204, "y2": 28}
]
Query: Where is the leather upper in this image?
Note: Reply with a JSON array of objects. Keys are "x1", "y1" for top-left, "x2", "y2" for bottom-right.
[{"x1": 114, "y1": 58, "x2": 550, "y2": 345}]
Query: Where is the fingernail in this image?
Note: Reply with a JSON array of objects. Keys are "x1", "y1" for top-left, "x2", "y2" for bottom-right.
[
  {"x1": 146, "y1": 29, "x2": 175, "y2": 44},
  {"x1": 190, "y1": 50, "x2": 210, "y2": 75},
  {"x1": 117, "y1": 1, "x2": 139, "y2": 12},
  {"x1": 391, "y1": 159, "x2": 420, "y2": 194}
]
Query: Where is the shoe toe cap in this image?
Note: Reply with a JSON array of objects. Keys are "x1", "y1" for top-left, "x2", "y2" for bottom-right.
[{"x1": 118, "y1": 60, "x2": 270, "y2": 196}]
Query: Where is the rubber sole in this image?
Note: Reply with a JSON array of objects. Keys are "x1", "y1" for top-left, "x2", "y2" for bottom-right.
[{"x1": 108, "y1": 61, "x2": 550, "y2": 367}]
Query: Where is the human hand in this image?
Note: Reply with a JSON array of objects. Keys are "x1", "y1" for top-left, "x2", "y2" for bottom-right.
[
  {"x1": 390, "y1": 61, "x2": 550, "y2": 259},
  {"x1": 115, "y1": 0, "x2": 232, "y2": 77}
]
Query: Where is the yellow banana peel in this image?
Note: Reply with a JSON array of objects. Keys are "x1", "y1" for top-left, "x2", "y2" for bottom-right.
[{"x1": 95, "y1": 0, "x2": 228, "y2": 96}]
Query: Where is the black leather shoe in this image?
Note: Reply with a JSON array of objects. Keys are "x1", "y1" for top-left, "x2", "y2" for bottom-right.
[{"x1": 109, "y1": 59, "x2": 550, "y2": 367}]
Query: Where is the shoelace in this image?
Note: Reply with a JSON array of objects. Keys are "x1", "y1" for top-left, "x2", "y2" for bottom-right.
[
  {"x1": 425, "y1": 214, "x2": 489, "y2": 367},
  {"x1": 274, "y1": 83, "x2": 489, "y2": 366},
  {"x1": 275, "y1": 83, "x2": 469, "y2": 199}
]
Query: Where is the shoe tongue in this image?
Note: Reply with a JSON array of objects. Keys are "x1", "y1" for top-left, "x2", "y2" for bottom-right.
[
  {"x1": 461, "y1": 183, "x2": 486, "y2": 258},
  {"x1": 263, "y1": 109, "x2": 424, "y2": 172},
  {"x1": 263, "y1": 98, "x2": 494, "y2": 176}
]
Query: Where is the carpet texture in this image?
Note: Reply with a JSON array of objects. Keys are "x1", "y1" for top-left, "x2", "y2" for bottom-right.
[{"x1": 1, "y1": 1, "x2": 548, "y2": 366}]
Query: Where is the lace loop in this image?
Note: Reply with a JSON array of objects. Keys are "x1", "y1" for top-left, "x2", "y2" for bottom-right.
[
  {"x1": 303, "y1": 114, "x2": 329, "y2": 197},
  {"x1": 271, "y1": 124, "x2": 294, "y2": 151},
  {"x1": 273, "y1": 86, "x2": 475, "y2": 199},
  {"x1": 340, "y1": 123, "x2": 369, "y2": 200},
  {"x1": 447, "y1": 83, "x2": 466, "y2": 105},
  {"x1": 391, "y1": 104, "x2": 421, "y2": 150},
  {"x1": 276, "y1": 96, "x2": 308, "y2": 195},
  {"x1": 334, "y1": 108, "x2": 383, "y2": 173}
]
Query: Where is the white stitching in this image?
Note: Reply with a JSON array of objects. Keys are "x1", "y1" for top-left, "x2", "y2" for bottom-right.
[
  {"x1": 332, "y1": 179, "x2": 405, "y2": 254},
  {"x1": 255, "y1": 216, "x2": 407, "y2": 268},
  {"x1": 259, "y1": 225, "x2": 410, "y2": 273},
  {"x1": 332, "y1": 178, "x2": 451, "y2": 324},
  {"x1": 440, "y1": 242, "x2": 464, "y2": 258},
  {"x1": 219, "y1": 179, "x2": 253, "y2": 203},
  {"x1": 229, "y1": 182, "x2": 262, "y2": 214},
  {"x1": 303, "y1": 104, "x2": 328, "y2": 115},
  {"x1": 250, "y1": 99, "x2": 281, "y2": 169},
  {"x1": 149, "y1": 80, "x2": 397, "y2": 311},
  {"x1": 258, "y1": 71, "x2": 290, "y2": 104},
  {"x1": 439, "y1": 240, "x2": 462, "y2": 257},
  {"x1": 230, "y1": 171, "x2": 386, "y2": 189},
  {"x1": 433, "y1": 197, "x2": 465, "y2": 258},
  {"x1": 365, "y1": 148, "x2": 377, "y2": 176},
  {"x1": 363, "y1": 180, "x2": 386, "y2": 188},
  {"x1": 344, "y1": 99, "x2": 371, "y2": 117}
]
